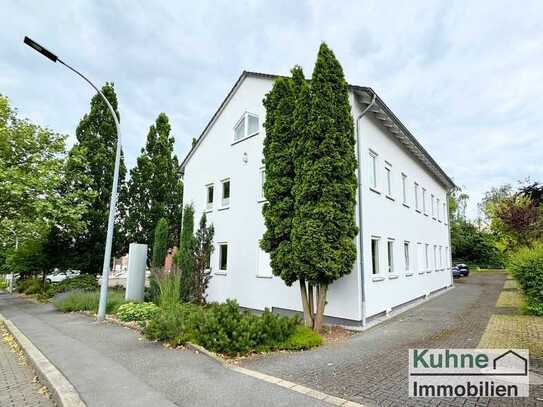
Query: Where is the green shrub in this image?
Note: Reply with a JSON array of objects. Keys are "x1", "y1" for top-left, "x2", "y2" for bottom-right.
[
  {"x1": 143, "y1": 303, "x2": 203, "y2": 346},
  {"x1": 17, "y1": 278, "x2": 45, "y2": 294},
  {"x1": 508, "y1": 243, "x2": 543, "y2": 304},
  {"x1": 522, "y1": 301, "x2": 543, "y2": 316},
  {"x1": 45, "y1": 274, "x2": 98, "y2": 298},
  {"x1": 279, "y1": 325, "x2": 323, "y2": 350},
  {"x1": 0, "y1": 279, "x2": 8, "y2": 290},
  {"x1": 116, "y1": 302, "x2": 160, "y2": 322},
  {"x1": 53, "y1": 290, "x2": 125, "y2": 314}
]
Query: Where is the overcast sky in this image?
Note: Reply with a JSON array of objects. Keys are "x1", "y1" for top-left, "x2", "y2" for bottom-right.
[{"x1": 2, "y1": 1, "x2": 542, "y2": 217}]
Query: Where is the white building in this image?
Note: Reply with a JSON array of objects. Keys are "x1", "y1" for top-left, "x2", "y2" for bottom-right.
[{"x1": 181, "y1": 71, "x2": 455, "y2": 326}]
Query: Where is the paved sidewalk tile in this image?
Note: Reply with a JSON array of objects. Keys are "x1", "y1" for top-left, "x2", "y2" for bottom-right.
[{"x1": 0, "y1": 323, "x2": 54, "y2": 407}]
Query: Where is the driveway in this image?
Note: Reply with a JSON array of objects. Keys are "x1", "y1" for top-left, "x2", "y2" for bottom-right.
[
  {"x1": 241, "y1": 272, "x2": 543, "y2": 406},
  {"x1": 0, "y1": 294, "x2": 329, "y2": 407}
]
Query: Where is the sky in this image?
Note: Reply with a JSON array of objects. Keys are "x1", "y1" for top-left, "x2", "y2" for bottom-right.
[{"x1": 2, "y1": 1, "x2": 542, "y2": 218}]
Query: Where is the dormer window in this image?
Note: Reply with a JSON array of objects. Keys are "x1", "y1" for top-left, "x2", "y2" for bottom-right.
[{"x1": 233, "y1": 112, "x2": 259, "y2": 142}]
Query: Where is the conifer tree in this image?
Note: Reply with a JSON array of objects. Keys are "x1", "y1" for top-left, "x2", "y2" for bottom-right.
[
  {"x1": 151, "y1": 218, "x2": 169, "y2": 269},
  {"x1": 65, "y1": 83, "x2": 127, "y2": 274},
  {"x1": 123, "y1": 113, "x2": 183, "y2": 256},
  {"x1": 193, "y1": 213, "x2": 214, "y2": 304},
  {"x1": 292, "y1": 43, "x2": 358, "y2": 331},
  {"x1": 178, "y1": 204, "x2": 195, "y2": 302}
]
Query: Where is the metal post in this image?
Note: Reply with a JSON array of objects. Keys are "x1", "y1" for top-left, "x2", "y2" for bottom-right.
[{"x1": 58, "y1": 60, "x2": 122, "y2": 321}]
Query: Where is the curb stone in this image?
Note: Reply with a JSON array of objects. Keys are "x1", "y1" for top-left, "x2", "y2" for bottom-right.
[{"x1": 0, "y1": 311, "x2": 86, "y2": 407}]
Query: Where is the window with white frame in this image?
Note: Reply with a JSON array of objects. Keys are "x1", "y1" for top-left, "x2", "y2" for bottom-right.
[
  {"x1": 404, "y1": 241, "x2": 410, "y2": 272},
  {"x1": 369, "y1": 150, "x2": 378, "y2": 190},
  {"x1": 417, "y1": 242, "x2": 422, "y2": 272},
  {"x1": 233, "y1": 112, "x2": 259, "y2": 142},
  {"x1": 425, "y1": 244, "x2": 429, "y2": 270},
  {"x1": 206, "y1": 184, "x2": 214, "y2": 210},
  {"x1": 402, "y1": 173, "x2": 408, "y2": 204},
  {"x1": 221, "y1": 179, "x2": 230, "y2": 207},
  {"x1": 443, "y1": 202, "x2": 448, "y2": 224},
  {"x1": 437, "y1": 198, "x2": 441, "y2": 221},
  {"x1": 259, "y1": 168, "x2": 266, "y2": 201},
  {"x1": 422, "y1": 188, "x2": 427, "y2": 214},
  {"x1": 218, "y1": 243, "x2": 228, "y2": 272},
  {"x1": 433, "y1": 245, "x2": 437, "y2": 270},
  {"x1": 431, "y1": 194, "x2": 435, "y2": 218},
  {"x1": 439, "y1": 246, "x2": 443, "y2": 269},
  {"x1": 257, "y1": 244, "x2": 272, "y2": 278},
  {"x1": 387, "y1": 239, "x2": 394, "y2": 273},
  {"x1": 414, "y1": 183, "x2": 420, "y2": 211},
  {"x1": 371, "y1": 237, "x2": 380, "y2": 274},
  {"x1": 385, "y1": 162, "x2": 392, "y2": 197}
]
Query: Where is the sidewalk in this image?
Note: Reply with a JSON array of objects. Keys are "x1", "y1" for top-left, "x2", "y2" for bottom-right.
[
  {"x1": 0, "y1": 321, "x2": 54, "y2": 407},
  {"x1": 0, "y1": 293, "x2": 329, "y2": 407}
]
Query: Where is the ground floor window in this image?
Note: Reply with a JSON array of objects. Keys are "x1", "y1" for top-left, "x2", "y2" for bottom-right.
[
  {"x1": 219, "y1": 243, "x2": 228, "y2": 271},
  {"x1": 387, "y1": 239, "x2": 394, "y2": 273},
  {"x1": 404, "y1": 241, "x2": 410, "y2": 272},
  {"x1": 371, "y1": 237, "x2": 380, "y2": 274}
]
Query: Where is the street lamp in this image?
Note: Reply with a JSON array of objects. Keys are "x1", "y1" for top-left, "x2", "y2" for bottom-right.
[{"x1": 24, "y1": 36, "x2": 121, "y2": 321}]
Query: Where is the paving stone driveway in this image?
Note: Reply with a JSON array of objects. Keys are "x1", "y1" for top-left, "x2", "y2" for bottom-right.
[
  {"x1": 0, "y1": 323, "x2": 54, "y2": 407},
  {"x1": 241, "y1": 272, "x2": 543, "y2": 406}
]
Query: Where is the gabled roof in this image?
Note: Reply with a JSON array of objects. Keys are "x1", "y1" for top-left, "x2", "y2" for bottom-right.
[{"x1": 181, "y1": 71, "x2": 455, "y2": 190}]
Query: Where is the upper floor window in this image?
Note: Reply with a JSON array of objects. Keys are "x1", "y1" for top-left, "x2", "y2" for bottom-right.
[
  {"x1": 431, "y1": 194, "x2": 435, "y2": 219},
  {"x1": 414, "y1": 183, "x2": 420, "y2": 211},
  {"x1": 221, "y1": 179, "x2": 230, "y2": 207},
  {"x1": 234, "y1": 112, "x2": 259, "y2": 142},
  {"x1": 385, "y1": 162, "x2": 393, "y2": 198},
  {"x1": 401, "y1": 173, "x2": 408, "y2": 205},
  {"x1": 437, "y1": 198, "x2": 441, "y2": 221},
  {"x1": 443, "y1": 202, "x2": 448, "y2": 224},
  {"x1": 369, "y1": 150, "x2": 378, "y2": 190},
  {"x1": 422, "y1": 188, "x2": 427, "y2": 215},
  {"x1": 206, "y1": 184, "x2": 214, "y2": 210},
  {"x1": 259, "y1": 168, "x2": 266, "y2": 201}
]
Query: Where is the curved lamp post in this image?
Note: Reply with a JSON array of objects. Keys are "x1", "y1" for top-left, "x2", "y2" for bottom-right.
[{"x1": 24, "y1": 36, "x2": 121, "y2": 321}]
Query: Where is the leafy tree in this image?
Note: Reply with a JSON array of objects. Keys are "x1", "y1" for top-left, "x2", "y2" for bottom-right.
[
  {"x1": 193, "y1": 213, "x2": 214, "y2": 304},
  {"x1": 494, "y1": 195, "x2": 542, "y2": 248},
  {"x1": 123, "y1": 113, "x2": 183, "y2": 256},
  {"x1": 291, "y1": 44, "x2": 358, "y2": 331},
  {"x1": 64, "y1": 83, "x2": 127, "y2": 274},
  {"x1": 518, "y1": 181, "x2": 543, "y2": 207},
  {"x1": 151, "y1": 218, "x2": 169, "y2": 269},
  {"x1": 451, "y1": 218, "x2": 503, "y2": 266},
  {"x1": 178, "y1": 204, "x2": 196, "y2": 302}
]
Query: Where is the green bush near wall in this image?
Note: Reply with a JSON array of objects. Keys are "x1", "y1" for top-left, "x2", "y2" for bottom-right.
[{"x1": 508, "y1": 243, "x2": 543, "y2": 313}]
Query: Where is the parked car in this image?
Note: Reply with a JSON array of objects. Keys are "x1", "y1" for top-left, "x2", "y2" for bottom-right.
[
  {"x1": 46, "y1": 270, "x2": 80, "y2": 284},
  {"x1": 456, "y1": 264, "x2": 470, "y2": 277},
  {"x1": 452, "y1": 266, "x2": 462, "y2": 278}
]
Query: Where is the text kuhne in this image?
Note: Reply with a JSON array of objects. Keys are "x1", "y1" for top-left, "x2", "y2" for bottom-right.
[
  {"x1": 413, "y1": 381, "x2": 518, "y2": 397},
  {"x1": 413, "y1": 349, "x2": 489, "y2": 369}
]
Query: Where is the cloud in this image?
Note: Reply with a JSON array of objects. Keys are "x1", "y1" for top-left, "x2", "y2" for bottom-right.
[{"x1": 1, "y1": 0, "x2": 542, "y2": 217}]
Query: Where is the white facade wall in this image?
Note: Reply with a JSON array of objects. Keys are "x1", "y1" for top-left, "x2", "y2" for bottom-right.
[{"x1": 182, "y1": 74, "x2": 451, "y2": 323}]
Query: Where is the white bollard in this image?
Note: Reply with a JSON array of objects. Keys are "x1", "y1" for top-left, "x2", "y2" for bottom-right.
[{"x1": 125, "y1": 243, "x2": 147, "y2": 302}]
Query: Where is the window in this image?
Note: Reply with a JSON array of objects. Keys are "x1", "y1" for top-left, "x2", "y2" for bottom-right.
[
  {"x1": 425, "y1": 244, "x2": 429, "y2": 270},
  {"x1": 371, "y1": 237, "x2": 380, "y2": 274},
  {"x1": 422, "y1": 188, "x2": 427, "y2": 214},
  {"x1": 257, "y1": 244, "x2": 272, "y2": 278},
  {"x1": 221, "y1": 179, "x2": 230, "y2": 207},
  {"x1": 218, "y1": 243, "x2": 228, "y2": 271},
  {"x1": 402, "y1": 173, "x2": 408, "y2": 204},
  {"x1": 433, "y1": 245, "x2": 437, "y2": 270},
  {"x1": 404, "y1": 241, "x2": 410, "y2": 272},
  {"x1": 369, "y1": 150, "x2": 378, "y2": 190},
  {"x1": 437, "y1": 198, "x2": 441, "y2": 222},
  {"x1": 414, "y1": 183, "x2": 420, "y2": 211},
  {"x1": 443, "y1": 202, "x2": 448, "y2": 224},
  {"x1": 206, "y1": 184, "x2": 214, "y2": 210},
  {"x1": 439, "y1": 246, "x2": 443, "y2": 269},
  {"x1": 387, "y1": 240, "x2": 394, "y2": 273},
  {"x1": 234, "y1": 113, "x2": 259, "y2": 142},
  {"x1": 431, "y1": 194, "x2": 435, "y2": 218},
  {"x1": 385, "y1": 162, "x2": 392, "y2": 197},
  {"x1": 417, "y1": 242, "x2": 422, "y2": 272},
  {"x1": 259, "y1": 168, "x2": 266, "y2": 201}
]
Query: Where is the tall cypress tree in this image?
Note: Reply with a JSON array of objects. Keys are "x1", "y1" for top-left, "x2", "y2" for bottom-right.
[
  {"x1": 151, "y1": 218, "x2": 169, "y2": 269},
  {"x1": 66, "y1": 83, "x2": 127, "y2": 274},
  {"x1": 123, "y1": 113, "x2": 183, "y2": 256},
  {"x1": 178, "y1": 204, "x2": 195, "y2": 302},
  {"x1": 291, "y1": 43, "x2": 358, "y2": 331}
]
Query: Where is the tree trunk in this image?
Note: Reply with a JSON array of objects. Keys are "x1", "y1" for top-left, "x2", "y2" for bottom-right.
[
  {"x1": 299, "y1": 278, "x2": 313, "y2": 328},
  {"x1": 308, "y1": 283, "x2": 315, "y2": 324},
  {"x1": 314, "y1": 284, "x2": 328, "y2": 332}
]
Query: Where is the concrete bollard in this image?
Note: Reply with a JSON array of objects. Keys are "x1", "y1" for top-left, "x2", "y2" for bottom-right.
[{"x1": 125, "y1": 243, "x2": 147, "y2": 302}]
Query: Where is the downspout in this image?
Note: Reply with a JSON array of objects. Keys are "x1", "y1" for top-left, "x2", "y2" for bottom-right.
[{"x1": 355, "y1": 92, "x2": 376, "y2": 327}]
